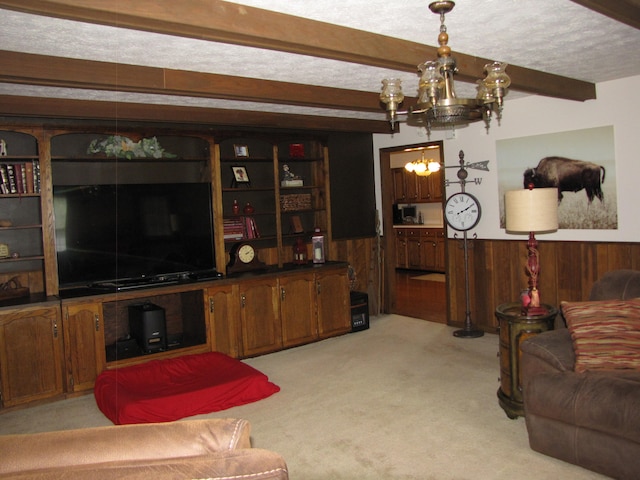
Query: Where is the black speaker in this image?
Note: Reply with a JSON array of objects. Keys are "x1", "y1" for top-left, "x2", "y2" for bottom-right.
[{"x1": 128, "y1": 302, "x2": 167, "y2": 353}]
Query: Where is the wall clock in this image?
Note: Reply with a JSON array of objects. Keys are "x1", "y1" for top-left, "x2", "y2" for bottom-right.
[
  {"x1": 444, "y1": 192, "x2": 481, "y2": 231},
  {"x1": 226, "y1": 242, "x2": 267, "y2": 274}
]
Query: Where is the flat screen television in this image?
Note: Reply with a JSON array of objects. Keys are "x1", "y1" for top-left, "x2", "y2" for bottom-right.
[{"x1": 53, "y1": 183, "x2": 217, "y2": 291}]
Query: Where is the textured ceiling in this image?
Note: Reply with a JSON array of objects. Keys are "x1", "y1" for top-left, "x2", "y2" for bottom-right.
[{"x1": 1, "y1": 0, "x2": 639, "y2": 124}]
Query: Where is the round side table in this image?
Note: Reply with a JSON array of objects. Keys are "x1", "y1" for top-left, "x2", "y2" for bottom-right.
[{"x1": 495, "y1": 302, "x2": 558, "y2": 419}]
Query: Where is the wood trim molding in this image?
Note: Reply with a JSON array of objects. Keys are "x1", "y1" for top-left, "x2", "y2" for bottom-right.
[
  {"x1": 0, "y1": 0, "x2": 596, "y2": 101},
  {"x1": 569, "y1": 0, "x2": 640, "y2": 30},
  {"x1": 0, "y1": 95, "x2": 391, "y2": 133},
  {"x1": 0, "y1": 51, "x2": 390, "y2": 114}
]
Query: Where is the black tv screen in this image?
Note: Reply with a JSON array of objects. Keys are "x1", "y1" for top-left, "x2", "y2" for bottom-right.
[{"x1": 53, "y1": 183, "x2": 216, "y2": 289}]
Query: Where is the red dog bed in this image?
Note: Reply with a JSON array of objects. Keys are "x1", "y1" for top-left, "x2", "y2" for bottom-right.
[{"x1": 94, "y1": 351, "x2": 280, "y2": 424}]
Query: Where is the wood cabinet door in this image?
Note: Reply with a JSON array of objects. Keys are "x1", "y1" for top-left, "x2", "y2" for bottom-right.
[
  {"x1": 416, "y1": 170, "x2": 443, "y2": 202},
  {"x1": 206, "y1": 283, "x2": 240, "y2": 358},
  {"x1": 417, "y1": 174, "x2": 432, "y2": 202},
  {"x1": 407, "y1": 231, "x2": 422, "y2": 269},
  {"x1": 395, "y1": 236, "x2": 407, "y2": 268},
  {"x1": 428, "y1": 170, "x2": 443, "y2": 202},
  {"x1": 316, "y1": 269, "x2": 350, "y2": 338},
  {"x1": 279, "y1": 273, "x2": 317, "y2": 348},
  {"x1": 62, "y1": 302, "x2": 105, "y2": 393},
  {"x1": 239, "y1": 278, "x2": 282, "y2": 357},
  {"x1": 392, "y1": 168, "x2": 406, "y2": 203},
  {"x1": 0, "y1": 305, "x2": 63, "y2": 407},
  {"x1": 420, "y1": 232, "x2": 437, "y2": 270},
  {"x1": 405, "y1": 171, "x2": 418, "y2": 202},
  {"x1": 434, "y1": 232, "x2": 446, "y2": 272}
]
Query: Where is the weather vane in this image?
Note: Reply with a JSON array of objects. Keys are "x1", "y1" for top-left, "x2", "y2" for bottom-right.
[
  {"x1": 444, "y1": 150, "x2": 489, "y2": 191},
  {"x1": 443, "y1": 150, "x2": 489, "y2": 339}
]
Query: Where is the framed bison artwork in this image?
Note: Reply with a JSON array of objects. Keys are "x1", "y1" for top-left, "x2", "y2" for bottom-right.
[{"x1": 496, "y1": 126, "x2": 617, "y2": 230}]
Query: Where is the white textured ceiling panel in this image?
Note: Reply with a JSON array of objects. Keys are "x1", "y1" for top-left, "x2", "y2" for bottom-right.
[
  {"x1": 231, "y1": 0, "x2": 640, "y2": 83},
  {"x1": 1, "y1": 0, "x2": 639, "y2": 122}
]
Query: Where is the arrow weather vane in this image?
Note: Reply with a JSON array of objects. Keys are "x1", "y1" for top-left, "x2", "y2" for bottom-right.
[{"x1": 444, "y1": 150, "x2": 489, "y2": 192}]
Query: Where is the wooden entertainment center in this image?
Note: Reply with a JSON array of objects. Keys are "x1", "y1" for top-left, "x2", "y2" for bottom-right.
[{"x1": 0, "y1": 125, "x2": 352, "y2": 409}]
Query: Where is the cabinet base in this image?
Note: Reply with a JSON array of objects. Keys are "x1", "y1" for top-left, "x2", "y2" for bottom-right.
[{"x1": 497, "y1": 387, "x2": 524, "y2": 419}]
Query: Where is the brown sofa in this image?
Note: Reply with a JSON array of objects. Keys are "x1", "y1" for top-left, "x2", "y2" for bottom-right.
[
  {"x1": 0, "y1": 418, "x2": 288, "y2": 479},
  {"x1": 521, "y1": 269, "x2": 640, "y2": 480}
]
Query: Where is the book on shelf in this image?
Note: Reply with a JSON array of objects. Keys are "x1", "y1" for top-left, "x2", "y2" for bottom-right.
[
  {"x1": 244, "y1": 216, "x2": 260, "y2": 239},
  {"x1": 223, "y1": 216, "x2": 261, "y2": 240},
  {"x1": 0, "y1": 160, "x2": 40, "y2": 194},
  {"x1": 223, "y1": 218, "x2": 245, "y2": 240}
]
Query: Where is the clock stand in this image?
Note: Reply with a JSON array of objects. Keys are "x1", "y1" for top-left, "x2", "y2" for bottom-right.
[{"x1": 444, "y1": 150, "x2": 487, "y2": 339}]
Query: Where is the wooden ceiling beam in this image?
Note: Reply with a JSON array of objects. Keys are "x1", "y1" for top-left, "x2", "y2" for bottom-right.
[
  {"x1": 0, "y1": 50, "x2": 389, "y2": 113},
  {"x1": 0, "y1": 0, "x2": 596, "y2": 101},
  {"x1": 0, "y1": 95, "x2": 392, "y2": 133},
  {"x1": 569, "y1": 0, "x2": 640, "y2": 30}
]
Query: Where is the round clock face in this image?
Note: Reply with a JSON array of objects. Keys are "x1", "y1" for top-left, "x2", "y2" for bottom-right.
[
  {"x1": 238, "y1": 244, "x2": 256, "y2": 263},
  {"x1": 445, "y1": 192, "x2": 481, "y2": 231}
]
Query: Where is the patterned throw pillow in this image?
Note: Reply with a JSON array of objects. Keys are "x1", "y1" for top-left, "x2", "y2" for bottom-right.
[{"x1": 562, "y1": 298, "x2": 640, "y2": 373}]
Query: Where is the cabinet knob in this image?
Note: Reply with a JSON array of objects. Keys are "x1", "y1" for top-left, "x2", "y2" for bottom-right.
[
  {"x1": 241, "y1": 294, "x2": 246, "y2": 308},
  {"x1": 95, "y1": 314, "x2": 100, "y2": 332},
  {"x1": 281, "y1": 287, "x2": 286, "y2": 301},
  {"x1": 209, "y1": 298, "x2": 215, "y2": 313}
]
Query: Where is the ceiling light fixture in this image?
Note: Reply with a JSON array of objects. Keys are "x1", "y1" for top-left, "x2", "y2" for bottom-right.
[
  {"x1": 404, "y1": 150, "x2": 441, "y2": 176},
  {"x1": 380, "y1": 1, "x2": 511, "y2": 134}
]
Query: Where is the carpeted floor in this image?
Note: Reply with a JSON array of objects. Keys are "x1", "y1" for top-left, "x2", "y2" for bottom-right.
[{"x1": 0, "y1": 315, "x2": 606, "y2": 479}]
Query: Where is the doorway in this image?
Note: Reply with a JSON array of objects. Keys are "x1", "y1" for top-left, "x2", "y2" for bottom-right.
[{"x1": 380, "y1": 141, "x2": 448, "y2": 324}]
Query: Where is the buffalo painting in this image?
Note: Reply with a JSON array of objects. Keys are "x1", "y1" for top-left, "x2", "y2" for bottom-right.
[
  {"x1": 497, "y1": 127, "x2": 617, "y2": 230},
  {"x1": 523, "y1": 157, "x2": 606, "y2": 204}
]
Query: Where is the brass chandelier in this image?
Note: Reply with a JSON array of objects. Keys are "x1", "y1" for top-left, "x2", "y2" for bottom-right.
[{"x1": 380, "y1": 1, "x2": 511, "y2": 133}]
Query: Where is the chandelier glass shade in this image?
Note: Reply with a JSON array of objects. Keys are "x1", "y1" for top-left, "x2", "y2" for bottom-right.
[
  {"x1": 404, "y1": 150, "x2": 441, "y2": 177},
  {"x1": 380, "y1": 1, "x2": 511, "y2": 133}
]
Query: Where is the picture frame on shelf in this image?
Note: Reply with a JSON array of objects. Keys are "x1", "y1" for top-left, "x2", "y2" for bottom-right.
[
  {"x1": 234, "y1": 144, "x2": 249, "y2": 158},
  {"x1": 290, "y1": 215, "x2": 304, "y2": 234},
  {"x1": 230, "y1": 166, "x2": 250, "y2": 188},
  {"x1": 289, "y1": 143, "x2": 304, "y2": 158}
]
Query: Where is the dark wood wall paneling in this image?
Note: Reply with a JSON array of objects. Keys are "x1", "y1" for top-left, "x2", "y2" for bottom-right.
[
  {"x1": 446, "y1": 239, "x2": 640, "y2": 332},
  {"x1": 328, "y1": 133, "x2": 377, "y2": 240}
]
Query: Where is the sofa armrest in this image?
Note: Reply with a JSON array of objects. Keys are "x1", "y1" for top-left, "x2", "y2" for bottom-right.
[
  {"x1": 2, "y1": 449, "x2": 289, "y2": 480},
  {"x1": 521, "y1": 328, "x2": 575, "y2": 374},
  {"x1": 0, "y1": 418, "x2": 251, "y2": 476}
]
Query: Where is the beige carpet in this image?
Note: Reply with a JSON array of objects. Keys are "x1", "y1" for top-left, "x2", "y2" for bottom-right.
[
  {"x1": 0, "y1": 315, "x2": 606, "y2": 479},
  {"x1": 411, "y1": 273, "x2": 446, "y2": 282}
]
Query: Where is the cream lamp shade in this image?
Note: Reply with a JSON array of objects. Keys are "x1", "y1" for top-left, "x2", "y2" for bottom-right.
[{"x1": 505, "y1": 188, "x2": 559, "y2": 233}]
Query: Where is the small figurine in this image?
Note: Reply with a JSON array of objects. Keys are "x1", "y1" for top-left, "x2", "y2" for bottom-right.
[
  {"x1": 0, "y1": 139, "x2": 7, "y2": 156},
  {"x1": 282, "y1": 164, "x2": 296, "y2": 180}
]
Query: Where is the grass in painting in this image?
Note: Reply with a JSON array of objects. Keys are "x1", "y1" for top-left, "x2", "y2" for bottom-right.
[{"x1": 557, "y1": 192, "x2": 617, "y2": 229}]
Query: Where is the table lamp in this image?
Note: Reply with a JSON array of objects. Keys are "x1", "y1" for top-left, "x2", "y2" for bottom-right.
[{"x1": 505, "y1": 186, "x2": 558, "y2": 315}]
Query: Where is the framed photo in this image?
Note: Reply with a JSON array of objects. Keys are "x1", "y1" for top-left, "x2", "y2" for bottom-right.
[
  {"x1": 231, "y1": 166, "x2": 250, "y2": 184},
  {"x1": 289, "y1": 143, "x2": 305, "y2": 158},
  {"x1": 290, "y1": 215, "x2": 304, "y2": 233},
  {"x1": 234, "y1": 144, "x2": 249, "y2": 158}
]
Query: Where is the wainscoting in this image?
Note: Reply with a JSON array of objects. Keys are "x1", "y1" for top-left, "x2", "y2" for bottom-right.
[{"x1": 446, "y1": 239, "x2": 640, "y2": 332}]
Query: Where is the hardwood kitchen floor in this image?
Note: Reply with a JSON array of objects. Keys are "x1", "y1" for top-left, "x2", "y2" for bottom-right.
[{"x1": 394, "y1": 269, "x2": 447, "y2": 323}]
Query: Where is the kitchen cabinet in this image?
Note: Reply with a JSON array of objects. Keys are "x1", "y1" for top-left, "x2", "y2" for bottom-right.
[
  {"x1": 316, "y1": 267, "x2": 351, "y2": 338},
  {"x1": 279, "y1": 272, "x2": 317, "y2": 347},
  {"x1": 206, "y1": 283, "x2": 240, "y2": 358},
  {"x1": 61, "y1": 300, "x2": 105, "y2": 393},
  {"x1": 0, "y1": 302, "x2": 63, "y2": 407},
  {"x1": 392, "y1": 168, "x2": 443, "y2": 204},
  {"x1": 394, "y1": 227, "x2": 445, "y2": 272},
  {"x1": 395, "y1": 229, "x2": 408, "y2": 268},
  {"x1": 239, "y1": 277, "x2": 283, "y2": 357}
]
